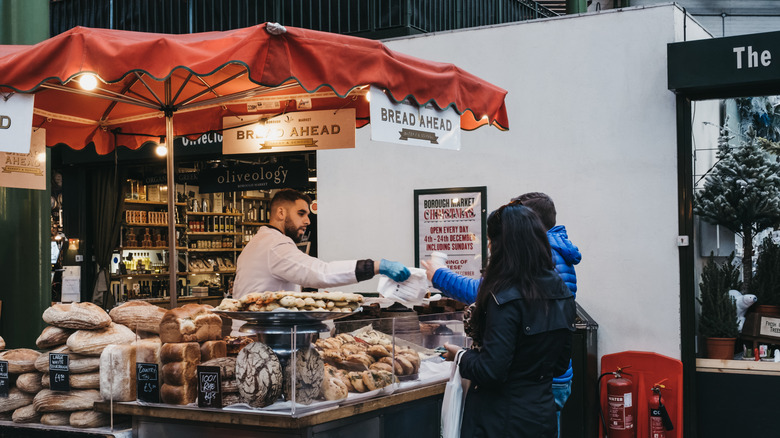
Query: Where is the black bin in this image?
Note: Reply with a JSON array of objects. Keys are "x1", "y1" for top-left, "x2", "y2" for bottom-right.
[{"x1": 560, "y1": 303, "x2": 599, "y2": 438}]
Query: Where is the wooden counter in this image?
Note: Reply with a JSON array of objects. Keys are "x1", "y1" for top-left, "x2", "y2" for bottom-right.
[
  {"x1": 696, "y1": 357, "x2": 780, "y2": 376},
  {"x1": 95, "y1": 383, "x2": 446, "y2": 437}
]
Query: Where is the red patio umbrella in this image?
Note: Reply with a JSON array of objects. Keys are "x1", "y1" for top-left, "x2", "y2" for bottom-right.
[{"x1": 0, "y1": 23, "x2": 509, "y2": 308}]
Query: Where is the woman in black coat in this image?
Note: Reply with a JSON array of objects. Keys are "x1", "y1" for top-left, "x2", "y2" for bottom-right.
[{"x1": 443, "y1": 202, "x2": 576, "y2": 438}]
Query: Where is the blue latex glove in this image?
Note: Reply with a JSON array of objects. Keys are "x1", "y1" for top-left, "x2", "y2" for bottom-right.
[{"x1": 379, "y1": 259, "x2": 411, "y2": 282}]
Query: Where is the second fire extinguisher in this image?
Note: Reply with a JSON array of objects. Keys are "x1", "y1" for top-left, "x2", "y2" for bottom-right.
[
  {"x1": 599, "y1": 366, "x2": 635, "y2": 438},
  {"x1": 649, "y1": 381, "x2": 674, "y2": 438}
]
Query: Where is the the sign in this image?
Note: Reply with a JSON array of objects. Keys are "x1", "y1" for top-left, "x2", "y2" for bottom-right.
[
  {"x1": 759, "y1": 316, "x2": 780, "y2": 339},
  {"x1": 668, "y1": 30, "x2": 780, "y2": 98},
  {"x1": 0, "y1": 93, "x2": 34, "y2": 153},
  {"x1": 49, "y1": 353, "x2": 70, "y2": 392},
  {"x1": 198, "y1": 159, "x2": 308, "y2": 194},
  {"x1": 61, "y1": 266, "x2": 81, "y2": 303},
  {"x1": 136, "y1": 362, "x2": 160, "y2": 403},
  {"x1": 197, "y1": 365, "x2": 222, "y2": 408},
  {"x1": 0, "y1": 128, "x2": 46, "y2": 190},
  {"x1": 0, "y1": 360, "x2": 8, "y2": 398},
  {"x1": 222, "y1": 109, "x2": 355, "y2": 154},
  {"x1": 369, "y1": 85, "x2": 461, "y2": 150},
  {"x1": 414, "y1": 187, "x2": 487, "y2": 279},
  {"x1": 143, "y1": 172, "x2": 199, "y2": 186}
]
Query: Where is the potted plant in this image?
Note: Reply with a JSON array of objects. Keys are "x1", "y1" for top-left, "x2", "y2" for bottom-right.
[
  {"x1": 751, "y1": 235, "x2": 780, "y2": 315},
  {"x1": 698, "y1": 253, "x2": 740, "y2": 359}
]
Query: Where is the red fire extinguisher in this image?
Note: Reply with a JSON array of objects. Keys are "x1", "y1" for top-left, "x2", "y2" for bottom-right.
[
  {"x1": 649, "y1": 381, "x2": 674, "y2": 438},
  {"x1": 598, "y1": 366, "x2": 635, "y2": 438}
]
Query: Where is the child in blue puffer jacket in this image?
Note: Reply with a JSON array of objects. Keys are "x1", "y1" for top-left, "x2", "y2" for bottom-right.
[{"x1": 422, "y1": 192, "x2": 581, "y2": 438}]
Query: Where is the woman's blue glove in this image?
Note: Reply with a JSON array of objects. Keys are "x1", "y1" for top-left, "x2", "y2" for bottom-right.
[{"x1": 379, "y1": 259, "x2": 411, "y2": 282}]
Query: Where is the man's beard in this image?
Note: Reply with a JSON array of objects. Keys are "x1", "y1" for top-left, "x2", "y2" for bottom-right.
[{"x1": 284, "y1": 217, "x2": 304, "y2": 243}]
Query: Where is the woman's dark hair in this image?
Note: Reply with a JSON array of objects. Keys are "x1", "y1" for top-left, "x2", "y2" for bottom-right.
[
  {"x1": 512, "y1": 192, "x2": 556, "y2": 230},
  {"x1": 471, "y1": 203, "x2": 554, "y2": 343}
]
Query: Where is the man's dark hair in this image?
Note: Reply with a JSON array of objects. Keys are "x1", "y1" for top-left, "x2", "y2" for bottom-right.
[
  {"x1": 512, "y1": 192, "x2": 556, "y2": 230},
  {"x1": 270, "y1": 188, "x2": 311, "y2": 211}
]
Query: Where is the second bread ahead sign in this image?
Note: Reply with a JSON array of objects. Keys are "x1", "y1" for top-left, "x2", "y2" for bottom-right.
[
  {"x1": 197, "y1": 365, "x2": 222, "y2": 408},
  {"x1": 49, "y1": 353, "x2": 70, "y2": 392}
]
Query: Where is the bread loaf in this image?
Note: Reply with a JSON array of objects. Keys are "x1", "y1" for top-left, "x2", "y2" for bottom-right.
[
  {"x1": 11, "y1": 404, "x2": 40, "y2": 424},
  {"x1": 0, "y1": 349, "x2": 41, "y2": 374},
  {"x1": 235, "y1": 342, "x2": 283, "y2": 408},
  {"x1": 159, "y1": 304, "x2": 221, "y2": 344},
  {"x1": 33, "y1": 389, "x2": 102, "y2": 412},
  {"x1": 66, "y1": 322, "x2": 136, "y2": 356},
  {"x1": 42, "y1": 302, "x2": 111, "y2": 330},
  {"x1": 0, "y1": 388, "x2": 35, "y2": 413},
  {"x1": 222, "y1": 379, "x2": 239, "y2": 394},
  {"x1": 34, "y1": 346, "x2": 101, "y2": 374},
  {"x1": 0, "y1": 335, "x2": 5, "y2": 350},
  {"x1": 160, "y1": 382, "x2": 197, "y2": 405},
  {"x1": 42, "y1": 372, "x2": 100, "y2": 390},
  {"x1": 40, "y1": 412, "x2": 70, "y2": 425},
  {"x1": 99, "y1": 344, "x2": 136, "y2": 402},
  {"x1": 109, "y1": 301, "x2": 166, "y2": 333},
  {"x1": 134, "y1": 338, "x2": 162, "y2": 366},
  {"x1": 161, "y1": 361, "x2": 197, "y2": 386},
  {"x1": 202, "y1": 357, "x2": 236, "y2": 380},
  {"x1": 70, "y1": 410, "x2": 109, "y2": 428},
  {"x1": 283, "y1": 347, "x2": 324, "y2": 405},
  {"x1": 200, "y1": 340, "x2": 227, "y2": 362},
  {"x1": 15, "y1": 372, "x2": 43, "y2": 394},
  {"x1": 160, "y1": 342, "x2": 200, "y2": 363},
  {"x1": 222, "y1": 392, "x2": 240, "y2": 406},
  {"x1": 36, "y1": 326, "x2": 74, "y2": 349}
]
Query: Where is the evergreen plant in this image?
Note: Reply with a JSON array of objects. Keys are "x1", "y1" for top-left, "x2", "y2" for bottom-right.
[
  {"x1": 752, "y1": 235, "x2": 780, "y2": 306},
  {"x1": 698, "y1": 253, "x2": 739, "y2": 339}
]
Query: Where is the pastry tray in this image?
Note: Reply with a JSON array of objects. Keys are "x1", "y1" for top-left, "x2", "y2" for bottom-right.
[{"x1": 212, "y1": 308, "x2": 361, "y2": 324}]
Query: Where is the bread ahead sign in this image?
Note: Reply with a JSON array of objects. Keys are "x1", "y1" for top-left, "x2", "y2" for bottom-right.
[
  {"x1": 222, "y1": 109, "x2": 355, "y2": 154},
  {"x1": 0, "y1": 93, "x2": 35, "y2": 154},
  {"x1": 369, "y1": 86, "x2": 460, "y2": 150}
]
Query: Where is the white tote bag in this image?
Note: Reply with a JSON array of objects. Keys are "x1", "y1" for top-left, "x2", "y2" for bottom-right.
[{"x1": 441, "y1": 349, "x2": 470, "y2": 438}]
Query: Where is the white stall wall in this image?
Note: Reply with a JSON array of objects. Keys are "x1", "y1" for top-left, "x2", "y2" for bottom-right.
[{"x1": 316, "y1": 4, "x2": 710, "y2": 360}]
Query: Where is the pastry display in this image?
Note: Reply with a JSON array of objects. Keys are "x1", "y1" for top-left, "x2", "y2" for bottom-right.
[
  {"x1": 215, "y1": 290, "x2": 363, "y2": 313},
  {"x1": 235, "y1": 342, "x2": 283, "y2": 408},
  {"x1": 313, "y1": 333, "x2": 420, "y2": 378}
]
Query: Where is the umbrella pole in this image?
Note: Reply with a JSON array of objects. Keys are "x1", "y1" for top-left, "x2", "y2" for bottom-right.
[{"x1": 165, "y1": 79, "x2": 178, "y2": 309}]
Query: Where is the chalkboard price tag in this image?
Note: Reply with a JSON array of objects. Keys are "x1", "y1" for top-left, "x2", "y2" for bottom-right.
[
  {"x1": 197, "y1": 365, "x2": 222, "y2": 408},
  {"x1": 49, "y1": 353, "x2": 70, "y2": 392},
  {"x1": 0, "y1": 361, "x2": 8, "y2": 397},
  {"x1": 136, "y1": 363, "x2": 160, "y2": 403}
]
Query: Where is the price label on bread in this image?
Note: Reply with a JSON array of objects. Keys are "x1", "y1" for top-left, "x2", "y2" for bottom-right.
[{"x1": 216, "y1": 291, "x2": 363, "y2": 313}]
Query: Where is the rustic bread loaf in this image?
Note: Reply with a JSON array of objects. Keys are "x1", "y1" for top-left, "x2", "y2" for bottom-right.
[
  {"x1": 202, "y1": 356, "x2": 236, "y2": 380},
  {"x1": 134, "y1": 338, "x2": 162, "y2": 366},
  {"x1": 160, "y1": 342, "x2": 200, "y2": 364},
  {"x1": 235, "y1": 342, "x2": 283, "y2": 408},
  {"x1": 161, "y1": 361, "x2": 197, "y2": 386},
  {"x1": 42, "y1": 372, "x2": 100, "y2": 390},
  {"x1": 42, "y1": 302, "x2": 111, "y2": 330},
  {"x1": 99, "y1": 344, "x2": 136, "y2": 402},
  {"x1": 40, "y1": 412, "x2": 70, "y2": 425},
  {"x1": 66, "y1": 322, "x2": 136, "y2": 356},
  {"x1": 222, "y1": 392, "x2": 240, "y2": 406},
  {"x1": 15, "y1": 372, "x2": 43, "y2": 394},
  {"x1": 200, "y1": 340, "x2": 227, "y2": 362},
  {"x1": 221, "y1": 379, "x2": 238, "y2": 394},
  {"x1": 0, "y1": 349, "x2": 41, "y2": 374},
  {"x1": 159, "y1": 304, "x2": 221, "y2": 344},
  {"x1": 34, "y1": 346, "x2": 101, "y2": 374},
  {"x1": 160, "y1": 382, "x2": 197, "y2": 405},
  {"x1": 0, "y1": 388, "x2": 35, "y2": 413},
  {"x1": 109, "y1": 301, "x2": 166, "y2": 333},
  {"x1": 36, "y1": 326, "x2": 74, "y2": 349},
  {"x1": 32, "y1": 389, "x2": 102, "y2": 412},
  {"x1": 11, "y1": 404, "x2": 40, "y2": 423},
  {"x1": 70, "y1": 410, "x2": 110, "y2": 428},
  {"x1": 283, "y1": 347, "x2": 324, "y2": 405}
]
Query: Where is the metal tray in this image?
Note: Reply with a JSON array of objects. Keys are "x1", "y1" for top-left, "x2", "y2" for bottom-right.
[{"x1": 212, "y1": 308, "x2": 360, "y2": 324}]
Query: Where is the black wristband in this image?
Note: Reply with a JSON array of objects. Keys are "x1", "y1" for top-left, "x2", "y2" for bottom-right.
[{"x1": 355, "y1": 259, "x2": 375, "y2": 282}]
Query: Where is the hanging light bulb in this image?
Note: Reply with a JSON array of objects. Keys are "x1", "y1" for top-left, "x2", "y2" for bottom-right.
[
  {"x1": 79, "y1": 73, "x2": 98, "y2": 91},
  {"x1": 155, "y1": 144, "x2": 168, "y2": 157}
]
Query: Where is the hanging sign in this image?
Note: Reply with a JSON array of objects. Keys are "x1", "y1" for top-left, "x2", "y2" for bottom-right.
[
  {"x1": 0, "y1": 128, "x2": 46, "y2": 190},
  {"x1": 222, "y1": 109, "x2": 355, "y2": 154},
  {"x1": 0, "y1": 93, "x2": 34, "y2": 154},
  {"x1": 198, "y1": 159, "x2": 308, "y2": 194},
  {"x1": 49, "y1": 353, "x2": 70, "y2": 392},
  {"x1": 197, "y1": 365, "x2": 222, "y2": 408},
  {"x1": 414, "y1": 187, "x2": 487, "y2": 280},
  {"x1": 136, "y1": 362, "x2": 160, "y2": 403},
  {"x1": 369, "y1": 85, "x2": 461, "y2": 150}
]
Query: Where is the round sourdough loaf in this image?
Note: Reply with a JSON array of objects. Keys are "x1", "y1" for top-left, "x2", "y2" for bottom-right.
[
  {"x1": 283, "y1": 347, "x2": 324, "y2": 405},
  {"x1": 43, "y1": 302, "x2": 111, "y2": 330},
  {"x1": 109, "y1": 301, "x2": 166, "y2": 333},
  {"x1": 236, "y1": 342, "x2": 282, "y2": 408},
  {"x1": 0, "y1": 349, "x2": 41, "y2": 374}
]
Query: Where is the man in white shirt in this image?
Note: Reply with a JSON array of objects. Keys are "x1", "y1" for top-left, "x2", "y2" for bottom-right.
[{"x1": 233, "y1": 189, "x2": 410, "y2": 304}]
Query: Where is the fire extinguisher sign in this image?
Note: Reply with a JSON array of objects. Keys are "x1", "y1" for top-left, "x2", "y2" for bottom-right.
[{"x1": 608, "y1": 392, "x2": 633, "y2": 430}]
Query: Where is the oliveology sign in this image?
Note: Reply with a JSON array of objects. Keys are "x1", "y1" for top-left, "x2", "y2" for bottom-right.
[
  {"x1": 221, "y1": 109, "x2": 355, "y2": 154},
  {"x1": 369, "y1": 85, "x2": 461, "y2": 150},
  {"x1": 198, "y1": 158, "x2": 307, "y2": 194}
]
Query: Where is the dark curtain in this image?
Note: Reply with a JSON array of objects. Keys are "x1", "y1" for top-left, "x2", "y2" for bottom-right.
[{"x1": 90, "y1": 158, "x2": 125, "y2": 309}]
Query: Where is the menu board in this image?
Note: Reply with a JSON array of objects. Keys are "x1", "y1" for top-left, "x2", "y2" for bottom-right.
[
  {"x1": 197, "y1": 365, "x2": 222, "y2": 408},
  {"x1": 49, "y1": 353, "x2": 70, "y2": 392},
  {"x1": 0, "y1": 361, "x2": 8, "y2": 397},
  {"x1": 136, "y1": 363, "x2": 160, "y2": 403},
  {"x1": 414, "y1": 187, "x2": 487, "y2": 279}
]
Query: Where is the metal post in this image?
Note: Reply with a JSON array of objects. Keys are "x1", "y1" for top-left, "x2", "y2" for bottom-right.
[
  {"x1": 0, "y1": 0, "x2": 50, "y2": 349},
  {"x1": 165, "y1": 79, "x2": 178, "y2": 309}
]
